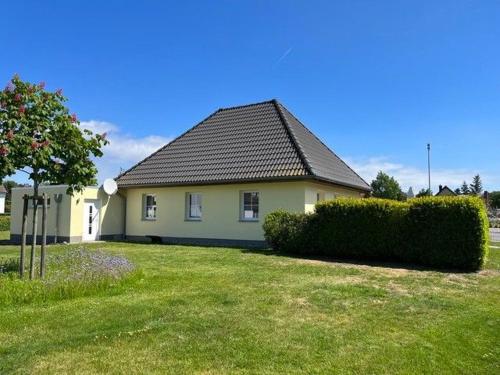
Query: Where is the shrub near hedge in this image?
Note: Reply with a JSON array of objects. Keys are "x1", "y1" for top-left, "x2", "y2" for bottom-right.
[
  {"x1": 263, "y1": 196, "x2": 489, "y2": 270},
  {"x1": 263, "y1": 210, "x2": 313, "y2": 255}
]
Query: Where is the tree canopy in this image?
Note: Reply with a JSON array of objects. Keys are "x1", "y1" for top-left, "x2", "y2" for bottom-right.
[
  {"x1": 489, "y1": 191, "x2": 500, "y2": 209},
  {"x1": 0, "y1": 75, "x2": 108, "y2": 195},
  {"x1": 370, "y1": 171, "x2": 405, "y2": 200},
  {"x1": 416, "y1": 188, "x2": 432, "y2": 197}
]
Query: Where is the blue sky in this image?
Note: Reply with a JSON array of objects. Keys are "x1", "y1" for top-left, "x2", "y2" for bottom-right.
[{"x1": 2, "y1": 1, "x2": 499, "y2": 191}]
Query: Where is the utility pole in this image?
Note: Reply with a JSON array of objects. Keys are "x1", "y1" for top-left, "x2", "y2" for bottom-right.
[{"x1": 427, "y1": 143, "x2": 431, "y2": 194}]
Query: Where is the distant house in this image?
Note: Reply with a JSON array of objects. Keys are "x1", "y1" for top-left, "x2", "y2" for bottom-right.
[
  {"x1": 435, "y1": 185, "x2": 457, "y2": 197},
  {"x1": 10, "y1": 100, "x2": 370, "y2": 246},
  {"x1": 0, "y1": 185, "x2": 6, "y2": 214}
]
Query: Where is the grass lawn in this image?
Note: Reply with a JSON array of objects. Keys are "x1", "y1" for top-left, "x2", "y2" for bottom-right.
[{"x1": 0, "y1": 232, "x2": 499, "y2": 374}]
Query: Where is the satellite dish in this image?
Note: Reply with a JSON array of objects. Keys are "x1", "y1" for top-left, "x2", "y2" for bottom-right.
[{"x1": 102, "y1": 179, "x2": 118, "y2": 195}]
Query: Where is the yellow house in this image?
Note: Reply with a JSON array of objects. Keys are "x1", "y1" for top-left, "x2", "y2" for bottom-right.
[
  {"x1": 9, "y1": 100, "x2": 370, "y2": 247},
  {"x1": 116, "y1": 100, "x2": 370, "y2": 247}
]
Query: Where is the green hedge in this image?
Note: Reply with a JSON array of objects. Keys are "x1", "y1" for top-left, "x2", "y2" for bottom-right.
[
  {"x1": 264, "y1": 196, "x2": 489, "y2": 271},
  {"x1": 403, "y1": 198, "x2": 489, "y2": 270},
  {"x1": 314, "y1": 199, "x2": 407, "y2": 261},
  {"x1": 0, "y1": 215, "x2": 10, "y2": 231}
]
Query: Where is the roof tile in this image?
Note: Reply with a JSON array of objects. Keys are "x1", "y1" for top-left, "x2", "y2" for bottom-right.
[{"x1": 116, "y1": 100, "x2": 370, "y2": 190}]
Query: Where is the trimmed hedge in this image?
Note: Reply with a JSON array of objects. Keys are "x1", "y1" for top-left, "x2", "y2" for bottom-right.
[
  {"x1": 0, "y1": 215, "x2": 10, "y2": 231},
  {"x1": 264, "y1": 196, "x2": 489, "y2": 271},
  {"x1": 403, "y1": 198, "x2": 489, "y2": 270},
  {"x1": 314, "y1": 199, "x2": 407, "y2": 261}
]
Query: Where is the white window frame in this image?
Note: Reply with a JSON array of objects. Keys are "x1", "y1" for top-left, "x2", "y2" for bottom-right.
[
  {"x1": 186, "y1": 193, "x2": 202, "y2": 221},
  {"x1": 143, "y1": 194, "x2": 157, "y2": 221},
  {"x1": 240, "y1": 191, "x2": 259, "y2": 221}
]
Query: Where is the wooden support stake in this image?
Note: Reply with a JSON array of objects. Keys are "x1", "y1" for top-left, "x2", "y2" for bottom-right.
[
  {"x1": 29, "y1": 195, "x2": 38, "y2": 280},
  {"x1": 40, "y1": 193, "x2": 47, "y2": 278},
  {"x1": 20, "y1": 195, "x2": 29, "y2": 278}
]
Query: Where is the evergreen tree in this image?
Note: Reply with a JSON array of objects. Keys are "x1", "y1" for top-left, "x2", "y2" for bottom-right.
[
  {"x1": 407, "y1": 187, "x2": 415, "y2": 198},
  {"x1": 469, "y1": 174, "x2": 483, "y2": 195},
  {"x1": 460, "y1": 181, "x2": 470, "y2": 195}
]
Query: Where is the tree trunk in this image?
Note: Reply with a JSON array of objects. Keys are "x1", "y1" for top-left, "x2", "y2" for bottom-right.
[
  {"x1": 20, "y1": 194, "x2": 29, "y2": 278},
  {"x1": 29, "y1": 180, "x2": 39, "y2": 280},
  {"x1": 40, "y1": 193, "x2": 47, "y2": 278}
]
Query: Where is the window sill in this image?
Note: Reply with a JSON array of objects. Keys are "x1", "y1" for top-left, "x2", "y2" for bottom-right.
[
  {"x1": 239, "y1": 219, "x2": 259, "y2": 223},
  {"x1": 185, "y1": 218, "x2": 202, "y2": 222},
  {"x1": 142, "y1": 218, "x2": 157, "y2": 222}
]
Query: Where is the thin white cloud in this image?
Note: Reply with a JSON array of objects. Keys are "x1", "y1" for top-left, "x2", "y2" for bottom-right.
[
  {"x1": 274, "y1": 47, "x2": 293, "y2": 67},
  {"x1": 344, "y1": 156, "x2": 499, "y2": 193},
  {"x1": 80, "y1": 120, "x2": 172, "y2": 181}
]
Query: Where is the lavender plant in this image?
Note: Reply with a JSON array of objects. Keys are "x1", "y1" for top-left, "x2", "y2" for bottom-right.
[{"x1": 0, "y1": 248, "x2": 139, "y2": 305}]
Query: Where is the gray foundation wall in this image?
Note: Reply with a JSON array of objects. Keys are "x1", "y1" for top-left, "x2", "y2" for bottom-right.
[{"x1": 126, "y1": 235, "x2": 268, "y2": 249}]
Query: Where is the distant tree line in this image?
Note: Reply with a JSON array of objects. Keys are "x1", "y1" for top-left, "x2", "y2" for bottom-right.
[{"x1": 369, "y1": 172, "x2": 499, "y2": 207}]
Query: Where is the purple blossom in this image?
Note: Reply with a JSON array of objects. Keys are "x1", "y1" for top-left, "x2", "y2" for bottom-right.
[{"x1": 46, "y1": 248, "x2": 136, "y2": 283}]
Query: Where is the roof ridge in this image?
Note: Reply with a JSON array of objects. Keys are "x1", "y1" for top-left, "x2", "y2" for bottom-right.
[
  {"x1": 276, "y1": 102, "x2": 371, "y2": 189},
  {"x1": 115, "y1": 108, "x2": 223, "y2": 180},
  {"x1": 218, "y1": 99, "x2": 276, "y2": 112},
  {"x1": 272, "y1": 99, "x2": 314, "y2": 176}
]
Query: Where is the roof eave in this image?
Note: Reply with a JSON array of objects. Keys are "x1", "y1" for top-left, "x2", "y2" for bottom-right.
[{"x1": 116, "y1": 175, "x2": 371, "y2": 192}]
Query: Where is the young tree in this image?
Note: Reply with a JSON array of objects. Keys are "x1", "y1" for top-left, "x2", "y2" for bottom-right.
[
  {"x1": 370, "y1": 171, "x2": 405, "y2": 200},
  {"x1": 460, "y1": 181, "x2": 470, "y2": 195},
  {"x1": 469, "y1": 174, "x2": 483, "y2": 195},
  {"x1": 0, "y1": 74, "x2": 108, "y2": 278}
]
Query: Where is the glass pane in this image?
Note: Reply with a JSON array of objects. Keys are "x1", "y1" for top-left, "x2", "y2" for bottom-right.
[
  {"x1": 242, "y1": 192, "x2": 258, "y2": 219},
  {"x1": 189, "y1": 194, "x2": 202, "y2": 218},
  {"x1": 146, "y1": 195, "x2": 156, "y2": 206}
]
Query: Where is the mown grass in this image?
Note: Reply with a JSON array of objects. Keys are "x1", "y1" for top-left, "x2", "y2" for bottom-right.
[{"x1": 0, "y1": 235, "x2": 499, "y2": 374}]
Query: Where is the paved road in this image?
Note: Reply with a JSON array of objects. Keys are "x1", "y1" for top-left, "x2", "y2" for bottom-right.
[{"x1": 491, "y1": 229, "x2": 500, "y2": 243}]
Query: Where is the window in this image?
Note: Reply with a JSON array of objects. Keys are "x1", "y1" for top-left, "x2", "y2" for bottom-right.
[
  {"x1": 186, "y1": 193, "x2": 202, "y2": 220},
  {"x1": 241, "y1": 191, "x2": 259, "y2": 221},
  {"x1": 143, "y1": 194, "x2": 157, "y2": 220},
  {"x1": 88, "y1": 204, "x2": 93, "y2": 234},
  {"x1": 316, "y1": 192, "x2": 325, "y2": 202}
]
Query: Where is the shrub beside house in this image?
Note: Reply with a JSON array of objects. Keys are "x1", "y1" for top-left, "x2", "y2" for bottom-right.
[{"x1": 264, "y1": 196, "x2": 489, "y2": 270}]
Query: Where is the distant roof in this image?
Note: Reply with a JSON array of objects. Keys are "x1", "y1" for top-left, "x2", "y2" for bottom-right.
[
  {"x1": 116, "y1": 100, "x2": 370, "y2": 191},
  {"x1": 435, "y1": 185, "x2": 457, "y2": 196}
]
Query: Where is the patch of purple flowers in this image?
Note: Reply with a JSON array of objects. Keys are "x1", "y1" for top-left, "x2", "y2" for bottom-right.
[{"x1": 46, "y1": 248, "x2": 135, "y2": 284}]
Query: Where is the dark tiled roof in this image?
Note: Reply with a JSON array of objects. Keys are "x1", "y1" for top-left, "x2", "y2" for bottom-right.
[{"x1": 116, "y1": 100, "x2": 370, "y2": 191}]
